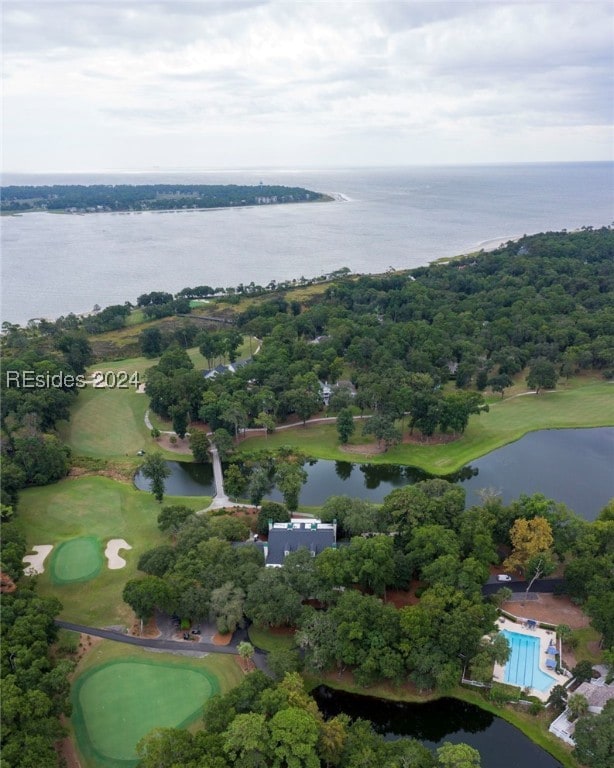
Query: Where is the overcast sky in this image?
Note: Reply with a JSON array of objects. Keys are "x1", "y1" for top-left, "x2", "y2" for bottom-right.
[{"x1": 2, "y1": 0, "x2": 613, "y2": 172}]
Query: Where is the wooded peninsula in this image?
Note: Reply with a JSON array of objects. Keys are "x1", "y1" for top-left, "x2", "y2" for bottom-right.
[{"x1": 0, "y1": 183, "x2": 331, "y2": 213}]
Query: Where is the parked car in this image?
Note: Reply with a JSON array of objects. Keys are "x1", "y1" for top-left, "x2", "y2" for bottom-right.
[{"x1": 497, "y1": 574, "x2": 512, "y2": 582}]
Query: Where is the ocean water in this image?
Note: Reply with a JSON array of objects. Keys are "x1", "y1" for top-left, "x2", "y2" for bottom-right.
[{"x1": 1, "y1": 162, "x2": 612, "y2": 325}]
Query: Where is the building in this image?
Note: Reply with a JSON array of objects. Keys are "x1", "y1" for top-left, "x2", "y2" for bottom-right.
[
  {"x1": 549, "y1": 669, "x2": 614, "y2": 745},
  {"x1": 264, "y1": 518, "x2": 337, "y2": 567}
]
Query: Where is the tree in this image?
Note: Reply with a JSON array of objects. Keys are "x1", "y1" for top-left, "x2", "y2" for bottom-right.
[
  {"x1": 526, "y1": 358, "x2": 558, "y2": 394},
  {"x1": 573, "y1": 699, "x2": 614, "y2": 768},
  {"x1": 123, "y1": 576, "x2": 170, "y2": 632},
  {"x1": 157, "y1": 504, "x2": 194, "y2": 535},
  {"x1": 567, "y1": 693, "x2": 589, "y2": 720},
  {"x1": 268, "y1": 648, "x2": 302, "y2": 680},
  {"x1": 503, "y1": 516, "x2": 553, "y2": 575},
  {"x1": 572, "y1": 660, "x2": 595, "y2": 683},
  {"x1": 223, "y1": 712, "x2": 269, "y2": 766},
  {"x1": 255, "y1": 411, "x2": 276, "y2": 437},
  {"x1": 170, "y1": 402, "x2": 189, "y2": 439},
  {"x1": 141, "y1": 451, "x2": 171, "y2": 502},
  {"x1": 490, "y1": 586, "x2": 513, "y2": 608},
  {"x1": 362, "y1": 414, "x2": 402, "y2": 449},
  {"x1": 547, "y1": 684, "x2": 568, "y2": 711},
  {"x1": 55, "y1": 331, "x2": 93, "y2": 374},
  {"x1": 210, "y1": 582, "x2": 245, "y2": 634},
  {"x1": 189, "y1": 430, "x2": 210, "y2": 463},
  {"x1": 12, "y1": 434, "x2": 70, "y2": 487},
  {"x1": 249, "y1": 466, "x2": 274, "y2": 506},
  {"x1": 268, "y1": 707, "x2": 320, "y2": 768},
  {"x1": 487, "y1": 372, "x2": 513, "y2": 398},
  {"x1": 288, "y1": 387, "x2": 322, "y2": 426},
  {"x1": 437, "y1": 742, "x2": 481, "y2": 768},
  {"x1": 439, "y1": 391, "x2": 487, "y2": 434},
  {"x1": 137, "y1": 545, "x2": 176, "y2": 577},
  {"x1": 245, "y1": 569, "x2": 303, "y2": 627},
  {"x1": 238, "y1": 641, "x2": 255, "y2": 662},
  {"x1": 336, "y1": 408, "x2": 355, "y2": 444},
  {"x1": 524, "y1": 552, "x2": 556, "y2": 594},
  {"x1": 224, "y1": 464, "x2": 247, "y2": 500},
  {"x1": 139, "y1": 327, "x2": 164, "y2": 358},
  {"x1": 275, "y1": 462, "x2": 308, "y2": 511},
  {"x1": 137, "y1": 728, "x2": 200, "y2": 768},
  {"x1": 257, "y1": 501, "x2": 290, "y2": 536},
  {"x1": 211, "y1": 428, "x2": 234, "y2": 460}
]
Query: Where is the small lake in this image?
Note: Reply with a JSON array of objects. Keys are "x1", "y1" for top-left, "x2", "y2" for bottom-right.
[
  {"x1": 134, "y1": 427, "x2": 614, "y2": 520},
  {"x1": 312, "y1": 686, "x2": 562, "y2": 768}
]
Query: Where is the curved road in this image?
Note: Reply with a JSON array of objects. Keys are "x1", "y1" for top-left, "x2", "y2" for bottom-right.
[{"x1": 55, "y1": 620, "x2": 271, "y2": 674}]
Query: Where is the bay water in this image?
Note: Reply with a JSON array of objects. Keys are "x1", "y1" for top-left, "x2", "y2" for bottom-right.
[{"x1": 2, "y1": 162, "x2": 613, "y2": 325}]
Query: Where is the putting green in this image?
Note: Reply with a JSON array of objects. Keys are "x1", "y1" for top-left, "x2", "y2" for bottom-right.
[
  {"x1": 50, "y1": 537, "x2": 103, "y2": 584},
  {"x1": 72, "y1": 658, "x2": 219, "y2": 767}
]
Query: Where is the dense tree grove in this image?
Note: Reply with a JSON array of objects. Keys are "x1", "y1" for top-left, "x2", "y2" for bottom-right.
[
  {"x1": 0, "y1": 184, "x2": 328, "y2": 212},
  {"x1": 136, "y1": 671, "x2": 481, "y2": 768},
  {"x1": 0, "y1": 588, "x2": 74, "y2": 767},
  {"x1": 138, "y1": 228, "x2": 613, "y2": 455}
]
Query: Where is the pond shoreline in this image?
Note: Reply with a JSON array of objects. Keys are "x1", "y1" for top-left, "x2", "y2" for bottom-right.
[
  {"x1": 306, "y1": 680, "x2": 573, "y2": 768},
  {"x1": 135, "y1": 426, "x2": 614, "y2": 521}
]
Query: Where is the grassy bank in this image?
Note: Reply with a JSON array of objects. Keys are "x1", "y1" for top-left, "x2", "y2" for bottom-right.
[
  {"x1": 238, "y1": 377, "x2": 613, "y2": 474},
  {"x1": 17, "y1": 476, "x2": 207, "y2": 626}
]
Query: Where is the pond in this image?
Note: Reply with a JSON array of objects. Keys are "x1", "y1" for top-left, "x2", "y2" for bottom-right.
[
  {"x1": 134, "y1": 427, "x2": 614, "y2": 520},
  {"x1": 312, "y1": 686, "x2": 563, "y2": 768}
]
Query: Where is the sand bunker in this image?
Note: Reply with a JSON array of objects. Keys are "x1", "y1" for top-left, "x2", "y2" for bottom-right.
[
  {"x1": 23, "y1": 545, "x2": 54, "y2": 575},
  {"x1": 105, "y1": 539, "x2": 132, "y2": 569}
]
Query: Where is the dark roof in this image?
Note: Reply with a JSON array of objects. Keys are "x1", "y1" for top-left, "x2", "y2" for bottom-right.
[{"x1": 267, "y1": 522, "x2": 336, "y2": 566}]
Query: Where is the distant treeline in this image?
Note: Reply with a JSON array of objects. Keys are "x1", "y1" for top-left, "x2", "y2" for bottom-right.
[{"x1": 0, "y1": 184, "x2": 329, "y2": 213}]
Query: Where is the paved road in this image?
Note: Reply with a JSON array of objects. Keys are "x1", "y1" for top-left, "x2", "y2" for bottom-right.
[
  {"x1": 55, "y1": 620, "x2": 271, "y2": 674},
  {"x1": 481, "y1": 578, "x2": 565, "y2": 596}
]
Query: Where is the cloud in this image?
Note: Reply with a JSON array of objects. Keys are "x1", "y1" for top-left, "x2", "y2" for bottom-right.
[{"x1": 2, "y1": 0, "x2": 612, "y2": 170}]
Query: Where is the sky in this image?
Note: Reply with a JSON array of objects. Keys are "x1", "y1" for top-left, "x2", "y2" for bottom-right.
[{"x1": 2, "y1": 0, "x2": 613, "y2": 172}]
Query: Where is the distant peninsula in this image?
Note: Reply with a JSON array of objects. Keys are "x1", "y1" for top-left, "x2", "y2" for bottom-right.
[{"x1": 0, "y1": 183, "x2": 332, "y2": 214}]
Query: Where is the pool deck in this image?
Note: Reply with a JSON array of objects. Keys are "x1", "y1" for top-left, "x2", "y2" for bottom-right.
[{"x1": 493, "y1": 616, "x2": 569, "y2": 701}]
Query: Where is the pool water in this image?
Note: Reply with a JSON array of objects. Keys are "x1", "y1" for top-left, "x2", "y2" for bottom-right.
[{"x1": 501, "y1": 630, "x2": 557, "y2": 692}]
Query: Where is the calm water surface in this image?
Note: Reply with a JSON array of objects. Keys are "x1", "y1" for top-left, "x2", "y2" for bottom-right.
[
  {"x1": 134, "y1": 427, "x2": 614, "y2": 520},
  {"x1": 313, "y1": 687, "x2": 562, "y2": 768},
  {"x1": 2, "y1": 162, "x2": 612, "y2": 325}
]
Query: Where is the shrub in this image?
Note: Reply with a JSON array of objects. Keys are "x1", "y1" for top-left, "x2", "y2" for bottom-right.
[{"x1": 529, "y1": 701, "x2": 544, "y2": 716}]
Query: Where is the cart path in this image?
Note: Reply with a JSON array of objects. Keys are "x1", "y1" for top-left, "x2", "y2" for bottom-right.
[{"x1": 55, "y1": 619, "x2": 271, "y2": 674}]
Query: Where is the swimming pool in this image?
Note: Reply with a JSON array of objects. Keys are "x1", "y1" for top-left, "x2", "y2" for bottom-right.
[{"x1": 501, "y1": 630, "x2": 557, "y2": 692}]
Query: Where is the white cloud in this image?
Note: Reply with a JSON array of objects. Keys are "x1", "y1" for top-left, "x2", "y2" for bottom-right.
[{"x1": 2, "y1": 0, "x2": 612, "y2": 171}]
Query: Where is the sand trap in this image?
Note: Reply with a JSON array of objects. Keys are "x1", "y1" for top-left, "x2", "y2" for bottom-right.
[
  {"x1": 23, "y1": 545, "x2": 54, "y2": 575},
  {"x1": 105, "y1": 539, "x2": 132, "y2": 569}
]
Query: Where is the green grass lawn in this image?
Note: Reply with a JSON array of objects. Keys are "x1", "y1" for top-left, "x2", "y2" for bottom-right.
[
  {"x1": 238, "y1": 378, "x2": 614, "y2": 474},
  {"x1": 57, "y1": 360, "x2": 153, "y2": 458},
  {"x1": 17, "y1": 476, "x2": 207, "y2": 626},
  {"x1": 59, "y1": 339, "x2": 258, "y2": 459},
  {"x1": 71, "y1": 642, "x2": 242, "y2": 768},
  {"x1": 248, "y1": 626, "x2": 296, "y2": 653}
]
